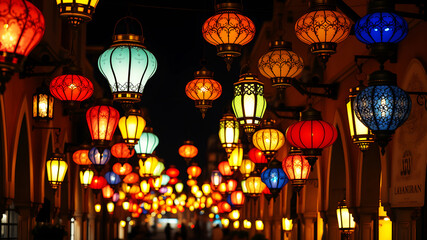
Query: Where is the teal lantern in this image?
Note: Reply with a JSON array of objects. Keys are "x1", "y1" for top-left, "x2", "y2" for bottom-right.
[
  {"x1": 98, "y1": 17, "x2": 157, "y2": 104},
  {"x1": 134, "y1": 127, "x2": 159, "y2": 158}
]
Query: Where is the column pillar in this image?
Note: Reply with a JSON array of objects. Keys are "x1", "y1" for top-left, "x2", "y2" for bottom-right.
[{"x1": 391, "y1": 207, "x2": 421, "y2": 240}]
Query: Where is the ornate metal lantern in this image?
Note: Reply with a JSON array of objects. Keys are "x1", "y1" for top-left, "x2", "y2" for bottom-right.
[
  {"x1": 252, "y1": 119, "x2": 285, "y2": 161},
  {"x1": 46, "y1": 152, "x2": 68, "y2": 190},
  {"x1": 50, "y1": 73, "x2": 94, "y2": 102},
  {"x1": 282, "y1": 148, "x2": 311, "y2": 192},
  {"x1": 202, "y1": 1, "x2": 255, "y2": 70},
  {"x1": 86, "y1": 99, "x2": 120, "y2": 146},
  {"x1": 239, "y1": 158, "x2": 255, "y2": 178},
  {"x1": 218, "y1": 112, "x2": 239, "y2": 156},
  {"x1": 261, "y1": 159, "x2": 289, "y2": 198},
  {"x1": 0, "y1": 0, "x2": 45, "y2": 93},
  {"x1": 336, "y1": 200, "x2": 356, "y2": 239},
  {"x1": 258, "y1": 40, "x2": 304, "y2": 88},
  {"x1": 118, "y1": 109, "x2": 146, "y2": 148},
  {"x1": 79, "y1": 169, "x2": 94, "y2": 188},
  {"x1": 245, "y1": 175, "x2": 266, "y2": 198},
  {"x1": 232, "y1": 72, "x2": 267, "y2": 134},
  {"x1": 295, "y1": 0, "x2": 351, "y2": 63},
  {"x1": 178, "y1": 140, "x2": 198, "y2": 164},
  {"x1": 134, "y1": 127, "x2": 159, "y2": 159},
  {"x1": 228, "y1": 143, "x2": 243, "y2": 171},
  {"x1": 185, "y1": 66, "x2": 222, "y2": 118},
  {"x1": 56, "y1": 0, "x2": 100, "y2": 27},
  {"x1": 98, "y1": 17, "x2": 157, "y2": 104},
  {"x1": 354, "y1": 70, "x2": 411, "y2": 154},
  {"x1": 33, "y1": 83, "x2": 54, "y2": 121}
]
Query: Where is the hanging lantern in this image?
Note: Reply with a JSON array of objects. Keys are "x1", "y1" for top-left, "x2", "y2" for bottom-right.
[
  {"x1": 56, "y1": 0, "x2": 99, "y2": 27},
  {"x1": 221, "y1": 218, "x2": 230, "y2": 228},
  {"x1": 46, "y1": 152, "x2": 68, "y2": 190},
  {"x1": 90, "y1": 176, "x2": 107, "y2": 191},
  {"x1": 248, "y1": 148, "x2": 268, "y2": 171},
  {"x1": 123, "y1": 173, "x2": 139, "y2": 184},
  {"x1": 72, "y1": 147, "x2": 92, "y2": 166},
  {"x1": 104, "y1": 171, "x2": 121, "y2": 185},
  {"x1": 336, "y1": 200, "x2": 356, "y2": 237},
  {"x1": 140, "y1": 180, "x2": 151, "y2": 194},
  {"x1": 243, "y1": 219, "x2": 252, "y2": 229},
  {"x1": 86, "y1": 99, "x2": 120, "y2": 146},
  {"x1": 149, "y1": 177, "x2": 162, "y2": 190},
  {"x1": 282, "y1": 148, "x2": 311, "y2": 192},
  {"x1": 202, "y1": 183, "x2": 211, "y2": 195},
  {"x1": 153, "y1": 160, "x2": 165, "y2": 177},
  {"x1": 106, "y1": 202, "x2": 115, "y2": 214},
  {"x1": 191, "y1": 185, "x2": 199, "y2": 195},
  {"x1": 258, "y1": 40, "x2": 304, "y2": 88},
  {"x1": 169, "y1": 177, "x2": 178, "y2": 186},
  {"x1": 295, "y1": 0, "x2": 351, "y2": 63},
  {"x1": 112, "y1": 192, "x2": 120, "y2": 202},
  {"x1": 218, "y1": 182, "x2": 227, "y2": 195},
  {"x1": 202, "y1": 1, "x2": 255, "y2": 70},
  {"x1": 346, "y1": 83, "x2": 374, "y2": 151},
  {"x1": 185, "y1": 66, "x2": 222, "y2": 118},
  {"x1": 354, "y1": 70, "x2": 411, "y2": 154},
  {"x1": 166, "y1": 165, "x2": 180, "y2": 178},
  {"x1": 228, "y1": 143, "x2": 243, "y2": 171},
  {"x1": 118, "y1": 109, "x2": 146, "y2": 148},
  {"x1": 218, "y1": 201, "x2": 232, "y2": 213},
  {"x1": 160, "y1": 174, "x2": 170, "y2": 186},
  {"x1": 226, "y1": 179, "x2": 238, "y2": 194},
  {"x1": 354, "y1": 2, "x2": 408, "y2": 63},
  {"x1": 282, "y1": 218, "x2": 293, "y2": 234},
  {"x1": 212, "y1": 191, "x2": 223, "y2": 202},
  {"x1": 230, "y1": 190, "x2": 245, "y2": 209},
  {"x1": 241, "y1": 180, "x2": 248, "y2": 194},
  {"x1": 187, "y1": 163, "x2": 202, "y2": 179},
  {"x1": 79, "y1": 169, "x2": 94, "y2": 189},
  {"x1": 261, "y1": 159, "x2": 289, "y2": 199},
  {"x1": 211, "y1": 170, "x2": 223, "y2": 189},
  {"x1": 175, "y1": 182, "x2": 184, "y2": 193},
  {"x1": 32, "y1": 83, "x2": 54, "y2": 121},
  {"x1": 239, "y1": 158, "x2": 255, "y2": 178},
  {"x1": 178, "y1": 141, "x2": 198, "y2": 164},
  {"x1": 102, "y1": 185, "x2": 115, "y2": 199},
  {"x1": 98, "y1": 17, "x2": 157, "y2": 104},
  {"x1": 134, "y1": 127, "x2": 159, "y2": 159},
  {"x1": 255, "y1": 220, "x2": 264, "y2": 231},
  {"x1": 232, "y1": 72, "x2": 267, "y2": 135},
  {"x1": 286, "y1": 106, "x2": 337, "y2": 167},
  {"x1": 94, "y1": 203, "x2": 101, "y2": 213},
  {"x1": 218, "y1": 112, "x2": 240, "y2": 156},
  {"x1": 252, "y1": 119, "x2": 285, "y2": 161},
  {"x1": 112, "y1": 162, "x2": 133, "y2": 177},
  {"x1": 218, "y1": 161, "x2": 233, "y2": 178},
  {"x1": 139, "y1": 156, "x2": 159, "y2": 178},
  {"x1": 229, "y1": 209, "x2": 240, "y2": 220},
  {"x1": 187, "y1": 179, "x2": 197, "y2": 187},
  {"x1": 245, "y1": 175, "x2": 266, "y2": 198},
  {"x1": 111, "y1": 143, "x2": 135, "y2": 161},
  {"x1": 50, "y1": 73, "x2": 94, "y2": 102},
  {"x1": 0, "y1": 0, "x2": 45, "y2": 93},
  {"x1": 88, "y1": 147, "x2": 111, "y2": 173}
]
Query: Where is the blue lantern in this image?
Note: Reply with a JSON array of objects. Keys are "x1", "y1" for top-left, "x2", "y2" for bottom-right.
[
  {"x1": 105, "y1": 171, "x2": 121, "y2": 185},
  {"x1": 134, "y1": 127, "x2": 159, "y2": 158},
  {"x1": 89, "y1": 147, "x2": 111, "y2": 172},
  {"x1": 354, "y1": 70, "x2": 411, "y2": 154},
  {"x1": 261, "y1": 159, "x2": 288, "y2": 198}
]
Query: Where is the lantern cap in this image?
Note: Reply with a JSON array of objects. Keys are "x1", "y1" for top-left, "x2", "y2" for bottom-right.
[
  {"x1": 260, "y1": 119, "x2": 277, "y2": 129},
  {"x1": 127, "y1": 108, "x2": 143, "y2": 116},
  {"x1": 288, "y1": 147, "x2": 302, "y2": 155},
  {"x1": 215, "y1": 2, "x2": 242, "y2": 12},
  {"x1": 236, "y1": 72, "x2": 263, "y2": 85},
  {"x1": 112, "y1": 17, "x2": 145, "y2": 47},
  {"x1": 300, "y1": 106, "x2": 322, "y2": 121},
  {"x1": 35, "y1": 81, "x2": 50, "y2": 95},
  {"x1": 348, "y1": 82, "x2": 366, "y2": 98},
  {"x1": 368, "y1": 70, "x2": 397, "y2": 86},
  {"x1": 194, "y1": 66, "x2": 214, "y2": 78},
  {"x1": 183, "y1": 140, "x2": 194, "y2": 145},
  {"x1": 269, "y1": 39, "x2": 292, "y2": 50},
  {"x1": 49, "y1": 151, "x2": 65, "y2": 160},
  {"x1": 143, "y1": 126, "x2": 153, "y2": 133}
]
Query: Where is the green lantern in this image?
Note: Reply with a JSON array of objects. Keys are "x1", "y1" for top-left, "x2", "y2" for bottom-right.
[
  {"x1": 232, "y1": 73, "x2": 267, "y2": 134},
  {"x1": 218, "y1": 112, "x2": 239, "y2": 156},
  {"x1": 134, "y1": 127, "x2": 159, "y2": 158}
]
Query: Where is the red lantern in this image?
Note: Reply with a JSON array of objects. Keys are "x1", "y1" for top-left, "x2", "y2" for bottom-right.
[
  {"x1": 133, "y1": 192, "x2": 144, "y2": 200},
  {"x1": 50, "y1": 74, "x2": 94, "y2": 102},
  {"x1": 102, "y1": 185, "x2": 114, "y2": 199},
  {"x1": 226, "y1": 179, "x2": 238, "y2": 193},
  {"x1": 187, "y1": 163, "x2": 202, "y2": 179},
  {"x1": 123, "y1": 173, "x2": 139, "y2": 184},
  {"x1": 218, "y1": 161, "x2": 233, "y2": 177},
  {"x1": 187, "y1": 179, "x2": 197, "y2": 187},
  {"x1": 168, "y1": 177, "x2": 178, "y2": 185},
  {"x1": 72, "y1": 149, "x2": 91, "y2": 166},
  {"x1": 282, "y1": 148, "x2": 311, "y2": 192},
  {"x1": 218, "y1": 201, "x2": 232, "y2": 213},
  {"x1": 86, "y1": 100, "x2": 120, "y2": 146},
  {"x1": 112, "y1": 162, "x2": 133, "y2": 176},
  {"x1": 166, "y1": 165, "x2": 180, "y2": 178},
  {"x1": 286, "y1": 107, "x2": 337, "y2": 167},
  {"x1": 178, "y1": 140, "x2": 198, "y2": 164},
  {"x1": 212, "y1": 191, "x2": 222, "y2": 202},
  {"x1": 111, "y1": 143, "x2": 135, "y2": 160},
  {"x1": 90, "y1": 176, "x2": 107, "y2": 190},
  {"x1": 230, "y1": 190, "x2": 245, "y2": 208},
  {"x1": 248, "y1": 148, "x2": 268, "y2": 170},
  {"x1": 0, "y1": 0, "x2": 45, "y2": 89}
]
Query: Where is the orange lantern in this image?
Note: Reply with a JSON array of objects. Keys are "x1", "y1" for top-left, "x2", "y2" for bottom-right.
[
  {"x1": 86, "y1": 99, "x2": 120, "y2": 146},
  {"x1": 218, "y1": 201, "x2": 232, "y2": 213},
  {"x1": 187, "y1": 163, "x2": 202, "y2": 179},
  {"x1": 72, "y1": 148, "x2": 91, "y2": 166},
  {"x1": 168, "y1": 178, "x2": 178, "y2": 185},
  {"x1": 166, "y1": 165, "x2": 180, "y2": 178},
  {"x1": 111, "y1": 143, "x2": 135, "y2": 160},
  {"x1": 179, "y1": 140, "x2": 198, "y2": 164},
  {"x1": 102, "y1": 185, "x2": 114, "y2": 199},
  {"x1": 218, "y1": 183, "x2": 227, "y2": 195},
  {"x1": 226, "y1": 179, "x2": 238, "y2": 194},
  {"x1": 218, "y1": 161, "x2": 233, "y2": 178},
  {"x1": 282, "y1": 148, "x2": 311, "y2": 192},
  {"x1": 212, "y1": 192, "x2": 223, "y2": 202},
  {"x1": 112, "y1": 162, "x2": 133, "y2": 177},
  {"x1": 185, "y1": 67, "x2": 222, "y2": 118},
  {"x1": 230, "y1": 190, "x2": 245, "y2": 208},
  {"x1": 123, "y1": 173, "x2": 139, "y2": 184},
  {"x1": 187, "y1": 179, "x2": 197, "y2": 187}
]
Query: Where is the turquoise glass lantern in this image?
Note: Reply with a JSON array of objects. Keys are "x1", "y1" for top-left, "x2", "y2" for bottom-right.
[
  {"x1": 160, "y1": 174, "x2": 170, "y2": 186},
  {"x1": 134, "y1": 127, "x2": 159, "y2": 158},
  {"x1": 98, "y1": 17, "x2": 157, "y2": 103}
]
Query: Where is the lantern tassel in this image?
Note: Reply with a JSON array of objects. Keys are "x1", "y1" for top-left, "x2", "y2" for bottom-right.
[
  {"x1": 199, "y1": 108, "x2": 208, "y2": 119},
  {"x1": 224, "y1": 57, "x2": 233, "y2": 71}
]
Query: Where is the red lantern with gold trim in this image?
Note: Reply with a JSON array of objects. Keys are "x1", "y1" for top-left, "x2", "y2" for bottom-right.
[{"x1": 86, "y1": 99, "x2": 120, "y2": 146}]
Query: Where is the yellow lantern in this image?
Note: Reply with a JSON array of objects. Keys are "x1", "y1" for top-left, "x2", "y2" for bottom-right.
[
  {"x1": 233, "y1": 221, "x2": 240, "y2": 229},
  {"x1": 221, "y1": 218, "x2": 230, "y2": 228},
  {"x1": 189, "y1": 206, "x2": 195, "y2": 211},
  {"x1": 336, "y1": 200, "x2": 355, "y2": 236},
  {"x1": 152, "y1": 177, "x2": 162, "y2": 190},
  {"x1": 79, "y1": 169, "x2": 94, "y2": 188},
  {"x1": 139, "y1": 157, "x2": 159, "y2": 178},
  {"x1": 153, "y1": 160, "x2": 165, "y2": 177},
  {"x1": 282, "y1": 218, "x2": 293, "y2": 233},
  {"x1": 209, "y1": 213, "x2": 215, "y2": 219},
  {"x1": 120, "y1": 220, "x2": 126, "y2": 228},
  {"x1": 46, "y1": 152, "x2": 68, "y2": 190},
  {"x1": 211, "y1": 206, "x2": 219, "y2": 214},
  {"x1": 229, "y1": 210, "x2": 240, "y2": 220},
  {"x1": 241, "y1": 180, "x2": 248, "y2": 193},
  {"x1": 195, "y1": 191, "x2": 203, "y2": 198},
  {"x1": 165, "y1": 186, "x2": 173, "y2": 196},
  {"x1": 187, "y1": 179, "x2": 197, "y2": 187},
  {"x1": 166, "y1": 198, "x2": 173, "y2": 206},
  {"x1": 107, "y1": 202, "x2": 115, "y2": 214},
  {"x1": 144, "y1": 202, "x2": 152, "y2": 211},
  {"x1": 191, "y1": 185, "x2": 199, "y2": 195},
  {"x1": 119, "y1": 191, "x2": 126, "y2": 200},
  {"x1": 206, "y1": 197, "x2": 213, "y2": 208},
  {"x1": 243, "y1": 219, "x2": 251, "y2": 229},
  {"x1": 218, "y1": 113, "x2": 239, "y2": 156},
  {"x1": 175, "y1": 182, "x2": 184, "y2": 193},
  {"x1": 122, "y1": 201, "x2": 130, "y2": 211},
  {"x1": 180, "y1": 193, "x2": 187, "y2": 201},
  {"x1": 94, "y1": 203, "x2": 101, "y2": 213},
  {"x1": 152, "y1": 202, "x2": 159, "y2": 210},
  {"x1": 32, "y1": 83, "x2": 54, "y2": 121},
  {"x1": 202, "y1": 183, "x2": 211, "y2": 195},
  {"x1": 255, "y1": 220, "x2": 264, "y2": 231},
  {"x1": 239, "y1": 158, "x2": 255, "y2": 178},
  {"x1": 56, "y1": 0, "x2": 100, "y2": 27},
  {"x1": 252, "y1": 119, "x2": 285, "y2": 161},
  {"x1": 245, "y1": 176, "x2": 266, "y2": 198},
  {"x1": 228, "y1": 143, "x2": 243, "y2": 171},
  {"x1": 140, "y1": 180, "x2": 151, "y2": 194},
  {"x1": 118, "y1": 109, "x2": 146, "y2": 148}
]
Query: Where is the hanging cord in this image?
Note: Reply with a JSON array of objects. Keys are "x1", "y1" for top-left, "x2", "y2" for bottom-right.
[{"x1": 54, "y1": 128, "x2": 62, "y2": 153}]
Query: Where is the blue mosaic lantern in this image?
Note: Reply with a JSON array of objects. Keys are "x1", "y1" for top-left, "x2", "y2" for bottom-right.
[
  {"x1": 354, "y1": 70, "x2": 411, "y2": 154},
  {"x1": 260, "y1": 159, "x2": 289, "y2": 198},
  {"x1": 89, "y1": 147, "x2": 111, "y2": 172},
  {"x1": 105, "y1": 171, "x2": 121, "y2": 185}
]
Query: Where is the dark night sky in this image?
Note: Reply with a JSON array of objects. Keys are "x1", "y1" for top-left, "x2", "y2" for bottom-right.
[{"x1": 86, "y1": 0, "x2": 274, "y2": 178}]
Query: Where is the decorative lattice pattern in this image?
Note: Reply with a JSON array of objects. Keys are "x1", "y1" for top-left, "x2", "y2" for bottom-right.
[{"x1": 258, "y1": 48, "x2": 304, "y2": 79}]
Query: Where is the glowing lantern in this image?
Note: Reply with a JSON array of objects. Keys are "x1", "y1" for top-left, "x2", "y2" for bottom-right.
[
  {"x1": 202, "y1": 183, "x2": 211, "y2": 195},
  {"x1": 226, "y1": 179, "x2": 238, "y2": 194},
  {"x1": 239, "y1": 158, "x2": 255, "y2": 178},
  {"x1": 179, "y1": 141, "x2": 198, "y2": 164},
  {"x1": 218, "y1": 161, "x2": 233, "y2": 178},
  {"x1": 218, "y1": 112, "x2": 239, "y2": 156},
  {"x1": 94, "y1": 203, "x2": 101, "y2": 213},
  {"x1": 160, "y1": 174, "x2": 170, "y2": 186},
  {"x1": 211, "y1": 170, "x2": 223, "y2": 189},
  {"x1": 106, "y1": 202, "x2": 115, "y2": 214},
  {"x1": 286, "y1": 107, "x2": 337, "y2": 167},
  {"x1": 252, "y1": 119, "x2": 285, "y2": 161},
  {"x1": 73, "y1": 148, "x2": 91, "y2": 166},
  {"x1": 241, "y1": 180, "x2": 248, "y2": 194},
  {"x1": 123, "y1": 173, "x2": 139, "y2": 184},
  {"x1": 187, "y1": 163, "x2": 202, "y2": 179},
  {"x1": 50, "y1": 73, "x2": 94, "y2": 102},
  {"x1": 79, "y1": 169, "x2": 94, "y2": 189},
  {"x1": 134, "y1": 127, "x2": 159, "y2": 158},
  {"x1": 187, "y1": 179, "x2": 197, "y2": 187},
  {"x1": 218, "y1": 201, "x2": 232, "y2": 213},
  {"x1": 191, "y1": 185, "x2": 199, "y2": 195},
  {"x1": 168, "y1": 178, "x2": 178, "y2": 185},
  {"x1": 118, "y1": 109, "x2": 146, "y2": 148},
  {"x1": 112, "y1": 162, "x2": 133, "y2": 177},
  {"x1": 228, "y1": 144, "x2": 243, "y2": 171},
  {"x1": 56, "y1": 0, "x2": 99, "y2": 27},
  {"x1": 282, "y1": 148, "x2": 311, "y2": 192},
  {"x1": 212, "y1": 192, "x2": 223, "y2": 203},
  {"x1": 255, "y1": 220, "x2": 264, "y2": 231},
  {"x1": 233, "y1": 221, "x2": 239, "y2": 229},
  {"x1": 245, "y1": 175, "x2": 266, "y2": 198},
  {"x1": 153, "y1": 161, "x2": 165, "y2": 177},
  {"x1": 149, "y1": 177, "x2": 162, "y2": 190},
  {"x1": 104, "y1": 171, "x2": 121, "y2": 185},
  {"x1": 98, "y1": 17, "x2": 157, "y2": 104},
  {"x1": 166, "y1": 165, "x2": 180, "y2": 178},
  {"x1": 229, "y1": 210, "x2": 240, "y2": 220},
  {"x1": 243, "y1": 219, "x2": 251, "y2": 229},
  {"x1": 248, "y1": 148, "x2": 268, "y2": 171},
  {"x1": 88, "y1": 147, "x2": 111, "y2": 173},
  {"x1": 261, "y1": 159, "x2": 289, "y2": 198},
  {"x1": 221, "y1": 218, "x2": 230, "y2": 228},
  {"x1": 46, "y1": 152, "x2": 68, "y2": 190},
  {"x1": 86, "y1": 100, "x2": 120, "y2": 146},
  {"x1": 175, "y1": 182, "x2": 184, "y2": 193},
  {"x1": 32, "y1": 83, "x2": 54, "y2": 121},
  {"x1": 295, "y1": 0, "x2": 351, "y2": 63},
  {"x1": 258, "y1": 40, "x2": 304, "y2": 88},
  {"x1": 122, "y1": 201, "x2": 130, "y2": 211},
  {"x1": 139, "y1": 157, "x2": 159, "y2": 178},
  {"x1": 0, "y1": 0, "x2": 45, "y2": 93},
  {"x1": 102, "y1": 185, "x2": 114, "y2": 199},
  {"x1": 336, "y1": 200, "x2": 356, "y2": 237},
  {"x1": 140, "y1": 180, "x2": 150, "y2": 194},
  {"x1": 232, "y1": 73, "x2": 267, "y2": 134},
  {"x1": 282, "y1": 218, "x2": 293, "y2": 234},
  {"x1": 111, "y1": 143, "x2": 135, "y2": 160},
  {"x1": 112, "y1": 193, "x2": 120, "y2": 202},
  {"x1": 90, "y1": 176, "x2": 107, "y2": 191},
  {"x1": 202, "y1": 1, "x2": 255, "y2": 70},
  {"x1": 230, "y1": 190, "x2": 245, "y2": 208},
  {"x1": 185, "y1": 66, "x2": 222, "y2": 118}
]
